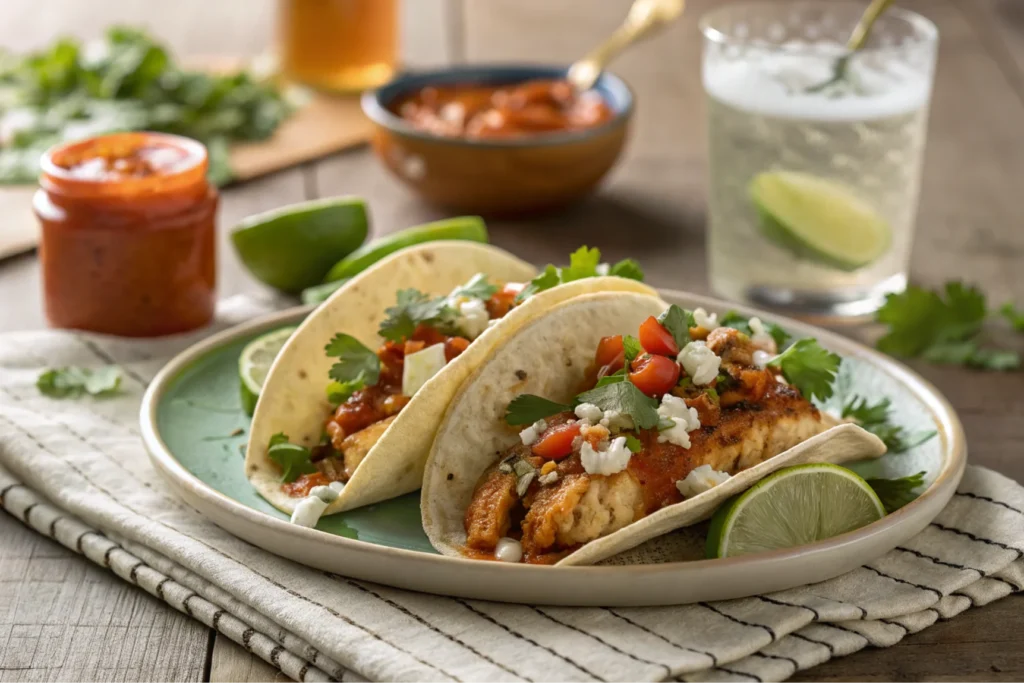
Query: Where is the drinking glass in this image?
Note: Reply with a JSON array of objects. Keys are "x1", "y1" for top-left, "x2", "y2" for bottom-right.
[{"x1": 701, "y1": 2, "x2": 938, "y2": 317}]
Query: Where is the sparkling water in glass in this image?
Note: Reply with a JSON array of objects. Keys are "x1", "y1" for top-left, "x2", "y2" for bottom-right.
[{"x1": 701, "y1": 2, "x2": 938, "y2": 318}]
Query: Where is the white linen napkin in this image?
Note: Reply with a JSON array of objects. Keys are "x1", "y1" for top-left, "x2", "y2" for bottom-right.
[{"x1": 0, "y1": 295, "x2": 1021, "y2": 683}]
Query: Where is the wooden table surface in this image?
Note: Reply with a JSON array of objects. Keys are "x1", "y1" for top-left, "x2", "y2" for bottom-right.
[{"x1": 2, "y1": 1, "x2": 1022, "y2": 680}]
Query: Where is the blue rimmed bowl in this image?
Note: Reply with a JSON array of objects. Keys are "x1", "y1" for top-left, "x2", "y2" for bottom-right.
[{"x1": 361, "y1": 64, "x2": 634, "y2": 215}]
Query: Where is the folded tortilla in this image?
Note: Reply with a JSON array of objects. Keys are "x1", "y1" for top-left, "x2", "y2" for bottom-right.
[
  {"x1": 420, "y1": 291, "x2": 887, "y2": 566},
  {"x1": 245, "y1": 241, "x2": 657, "y2": 514}
]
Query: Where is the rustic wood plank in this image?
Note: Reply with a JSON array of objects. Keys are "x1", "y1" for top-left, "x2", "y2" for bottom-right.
[
  {"x1": 0, "y1": 511, "x2": 208, "y2": 682},
  {"x1": 208, "y1": 636, "x2": 288, "y2": 683}
]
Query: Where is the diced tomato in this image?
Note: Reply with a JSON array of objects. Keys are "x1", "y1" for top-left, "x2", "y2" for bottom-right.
[
  {"x1": 638, "y1": 316, "x2": 679, "y2": 356},
  {"x1": 412, "y1": 324, "x2": 447, "y2": 346},
  {"x1": 487, "y1": 282, "x2": 526, "y2": 318},
  {"x1": 283, "y1": 472, "x2": 329, "y2": 497},
  {"x1": 629, "y1": 354, "x2": 681, "y2": 397},
  {"x1": 531, "y1": 422, "x2": 582, "y2": 460},
  {"x1": 376, "y1": 342, "x2": 405, "y2": 387},
  {"x1": 444, "y1": 336, "x2": 471, "y2": 361},
  {"x1": 404, "y1": 339, "x2": 426, "y2": 355},
  {"x1": 594, "y1": 335, "x2": 625, "y2": 376}
]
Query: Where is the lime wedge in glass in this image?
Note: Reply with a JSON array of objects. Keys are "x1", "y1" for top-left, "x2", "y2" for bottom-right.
[
  {"x1": 750, "y1": 171, "x2": 891, "y2": 272},
  {"x1": 706, "y1": 463, "x2": 886, "y2": 558},
  {"x1": 239, "y1": 327, "x2": 297, "y2": 416},
  {"x1": 231, "y1": 197, "x2": 369, "y2": 293}
]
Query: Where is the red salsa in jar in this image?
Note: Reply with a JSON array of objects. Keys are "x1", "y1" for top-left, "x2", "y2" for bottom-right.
[{"x1": 35, "y1": 132, "x2": 218, "y2": 337}]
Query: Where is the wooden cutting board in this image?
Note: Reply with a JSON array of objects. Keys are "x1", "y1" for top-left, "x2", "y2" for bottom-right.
[{"x1": 0, "y1": 80, "x2": 374, "y2": 261}]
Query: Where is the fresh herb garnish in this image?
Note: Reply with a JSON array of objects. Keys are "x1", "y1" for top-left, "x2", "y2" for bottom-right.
[
  {"x1": 719, "y1": 311, "x2": 791, "y2": 348},
  {"x1": 622, "y1": 335, "x2": 642, "y2": 363},
  {"x1": 378, "y1": 289, "x2": 456, "y2": 343},
  {"x1": 841, "y1": 396, "x2": 936, "y2": 454},
  {"x1": 657, "y1": 304, "x2": 696, "y2": 349},
  {"x1": 267, "y1": 432, "x2": 316, "y2": 483},
  {"x1": 514, "y1": 246, "x2": 645, "y2": 303},
  {"x1": 504, "y1": 395, "x2": 573, "y2": 426},
  {"x1": 1001, "y1": 302, "x2": 1024, "y2": 332},
  {"x1": 624, "y1": 434, "x2": 643, "y2": 453},
  {"x1": 876, "y1": 282, "x2": 1021, "y2": 371},
  {"x1": 36, "y1": 365, "x2": 122, "y2": 398},
  {"x1": 767, "y1": 338, "x2": 841, "y2": 402},
  {"x1": 594, "y1": 369, "x2": 627, "y2": 387},
  {"x1": 866, "y1": 471, "x2": 927, "y2": 513},
  {"x1": 324, "y1": 333, "x2": 380, "y2": 404},
  {"x1": 0, "y1": 27, "x2": 294, "y2": 185},
  {"x1": 449, "y1": 273, "x2": 497, "y2": 301},
  {"x1": 576, "y1": 381, "x2": 660, "y2": 430}
]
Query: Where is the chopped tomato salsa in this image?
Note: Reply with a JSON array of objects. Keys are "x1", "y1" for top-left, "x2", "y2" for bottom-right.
[{"x1": 283, "y1": 472, "x2": 330, "y2": 498}]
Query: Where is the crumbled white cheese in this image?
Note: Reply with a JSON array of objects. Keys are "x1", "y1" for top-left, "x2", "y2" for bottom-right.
[
  {"x1": 519, "y1": 419, "x2": 548, "y2": 446},
  {"x1": 329, "y1": 480, "x2": 345, "y2": 493},
  {"x1": 290, "y1": 495, "x2": 328, "y2": 528},
  {"x1": 309, "y1": 485, "x2": 339, "y2": 504},
  {"x1": 539, "y1": 471, "x2": 560, "y2": 486},
  {"x1": 752, "y1": 349, "x2": 773, "y2": 369},
  {"x1": 678, "y1": 341, "x2": 722, "y2": 385},
  {"x1": 748, "y1": 317, "x2": 776, "y2": 352},
  {"x1": 580, "y1": 436, "x2": 632, "y2": 476},
  {"x1": 454, "y1": 297, "x2": 490, "y2": 339},
  {"x1": 495, "y1": 537, "x2": 523, "y2": 563},
  {"x1": 676, "y1": 464, "x2": 732, "y2": 498},
  {"x1": 574, "y1": 403, "x2": 604, "y2": 423},
  {"x1": 657, "y1": 394, "x2": 701, "y2": 448},
  {"x1": 401, "y1": 343, "x2": 447, "y2": 396},
  {"x1": 693, "y1": 307, "x2": 719, "y2": 330}
]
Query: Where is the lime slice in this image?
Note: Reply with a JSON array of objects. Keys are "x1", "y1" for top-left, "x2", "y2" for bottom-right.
[
  {"x1": 239, "y1": 327, "x2": 297, "y2": 416},
  {"x1": 706, "y1": 463, "x2": 886, "y2": 558},
  {"x1": 231, "y1": 197, "x2": 369, "y2": 293},
  {"x1": 750, "y1": 171, "x2": 891, "y2": 272}
]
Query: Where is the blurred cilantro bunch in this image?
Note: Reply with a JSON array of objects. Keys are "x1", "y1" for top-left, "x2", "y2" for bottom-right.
[{"x1": 0, "y1": 27, "x2": 294, "y2": 185}]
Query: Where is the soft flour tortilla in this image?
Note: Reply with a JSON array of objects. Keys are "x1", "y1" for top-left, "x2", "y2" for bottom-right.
[
  {"x1": 420, "y1": 291, "x2": 887, "y2": 567},
  {"x1": 246, "y1": 240, "x2": 657, "y2": 514}
]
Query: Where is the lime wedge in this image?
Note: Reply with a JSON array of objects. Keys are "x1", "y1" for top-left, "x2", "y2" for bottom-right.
[
  {"x1": 231, "y1": 197, "x2": 369, "y2": 293},
  {"x1": 706, "y1": 463, "x2": 886, "y2": 558},
  {"x1": 239, "y1": 327, "x2": 297, "y2": 416},
  {"x1": 750, "y1": 171, "x2": 891, "y2": 271}
]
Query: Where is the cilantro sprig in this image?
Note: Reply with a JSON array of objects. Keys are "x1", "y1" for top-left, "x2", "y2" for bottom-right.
[
  {"x1": 866, "y1": 471, "x2": 927, "y2": 513},
  {"x1": 449, "y1": 273, "x2": 498, "y2": 301},
  {"x1": 842, "y1": 397, "x2": 936, "y2": 453},
  {"x1": 324, "y1": 333, "x2": 379, "y2": 404},
  {"x1": 505, "y1": 378, "x2": 660, "y2": 430},
  {"x1": 504, "y1": 395, "x2": 573, "y2": 425},
  {"x1": 37, "y1": 365, "x2": 122, "y2": 398},
  {"x1": 767, "y1": 338, "x2": 841, "y2": 402},
  {"x1": 657, "y1": 305, "x2": 696, "y2": 349},
  {"x1": 267, "y1": 432, "x2": 316, "y2": 483},
  {"x1": 515, "y1": 246, "x2": 645, "y2": 303},
  {"x1": 875, "y1": 282, "x2": 1022, "y2": 371},
  {"x1": 378, "y1": 289, "x2": 457, "y2": 343}
]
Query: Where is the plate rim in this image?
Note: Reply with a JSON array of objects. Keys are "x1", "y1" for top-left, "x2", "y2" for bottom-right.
[{"x1": 140, "y1": 289, "x2": 967, "y2": 599}]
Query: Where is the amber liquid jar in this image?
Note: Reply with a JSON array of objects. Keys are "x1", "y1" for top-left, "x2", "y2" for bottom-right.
[
  {"x1": 35, "y1": 132, "x2": 218, "y2": 337},
  {"x1": 278, "y1": 0, "x2": 399, "y2": 92}
]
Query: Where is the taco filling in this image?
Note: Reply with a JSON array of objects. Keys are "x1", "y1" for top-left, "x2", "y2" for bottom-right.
[
  {"x1": 463, "y1": 307, "x2": 841, "y2": 564},
  {"x1": 273, "y1": 247, "x2": 646, "y2": 500}
]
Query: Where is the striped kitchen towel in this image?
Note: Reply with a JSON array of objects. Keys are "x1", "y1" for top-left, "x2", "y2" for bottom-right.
[{"x1": 0, "y1": 295, "x2": 1021, "y2": 682}]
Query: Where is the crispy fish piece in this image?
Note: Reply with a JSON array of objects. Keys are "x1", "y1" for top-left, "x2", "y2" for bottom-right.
[{"x1": 341, "y1": 415, "x2": 398, "y2": 480}]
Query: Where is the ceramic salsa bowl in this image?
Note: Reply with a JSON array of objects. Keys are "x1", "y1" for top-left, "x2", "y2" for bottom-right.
[{"x1": 361, "y1": 64, "x2": 634, "y2": 215}]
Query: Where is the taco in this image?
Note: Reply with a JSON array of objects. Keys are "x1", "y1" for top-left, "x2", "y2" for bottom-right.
[
  {"x1": 420, "y1": 291, "x2": 886, "y2": 566},
  {"x1": 245, "y1": 241, "x2": 656, "y2": 519}
]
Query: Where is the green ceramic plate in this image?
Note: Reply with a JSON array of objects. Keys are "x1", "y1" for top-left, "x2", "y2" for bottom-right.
[{"x1": 141, "y1": 293, "x2": 967, "y2": 606}]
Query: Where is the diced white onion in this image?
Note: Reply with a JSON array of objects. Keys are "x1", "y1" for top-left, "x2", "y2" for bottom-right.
[
  {"x1": 290, "y1": 496, "x2": 328, "y2": 528},
  {"x1": 402, "y1": 343, "x2": 448, "y2": 396}
]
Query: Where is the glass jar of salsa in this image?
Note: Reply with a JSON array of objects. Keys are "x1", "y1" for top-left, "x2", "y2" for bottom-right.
[{"x1": 35, "y1": 132, "x2": 218, "y2": 337}]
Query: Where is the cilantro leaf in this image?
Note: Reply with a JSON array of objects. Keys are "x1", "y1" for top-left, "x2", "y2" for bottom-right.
[
  {"x1": 576, "y1": 381, "x2": 660, "y2": 430},
  {"x1": 561, "y1": 246, "x2": 602, "y2": 282},
  {"x1": 841, "y1": 396, "x2": 936, "y2": 453},
  {"x1": 876, "y1": 283, "x2": 986, "y2": 357},
  {"x1": 515, "y1": 265, "x2": 560, "y2": 303},
  {"x1": 504, "y1": 395, "x2": 573, "y2": 426},
  {"x1": 36, "y1": 365, "x2": 123, "y2": 398},
  {"x1": 324, "y1": 334, "x2": 380, "y2": 399},
  {"x1": 865, "y1": 471, "x2": 927, "y2": 513},
  {"x1": 608, "y1": 259, "x2": 644, "y2": 281},
  {"x1": 624, "y1": 434, "x2": 643, "y2": 453},
  {"x1": 719, "y1": 311, "x2": 791, "y2": 348},
  {"x1": 657, "y1": 305, "x2": 696, "y2": 349},
  {"x1": 595, "y1": 369, "x2": 627, "y2": 387},
  {"x1": 449, "y1": 273, "x2": 497, "y2": 301},
  {"x1": 922, "y1": 340, "x2": 1020, "y2": 371},
  {"x1": 622, "y1": 335, "x2": 642, "y2": 362},
  {"x1": 378, "y1": 289, "x2": 455, "y2": 342},
  {"x1": 266, "y1": 432, "x2": 316, "y2": 483},
  {"x1": 1001, "y1": 302, "x2": 1024, "y2": 332},
  {"x1": 767, "y1": 338, "x2": 841, "y2": 402}
]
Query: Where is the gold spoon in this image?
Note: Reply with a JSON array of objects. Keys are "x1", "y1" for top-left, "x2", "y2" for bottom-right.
[
  {"x1": 806, "y1": 0, "x2": 896, "y2": 93},
  {"x1": 567, "y1": 0, "x2": 685, "y2": 92}
]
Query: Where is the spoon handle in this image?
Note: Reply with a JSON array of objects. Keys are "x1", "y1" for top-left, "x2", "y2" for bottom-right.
[
  {"x1": 568, "y1": 0, "x2": 685, "y2": 91},
  {"x1": 847, "y1": 0, "x2": 896, "y2": 51}
]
